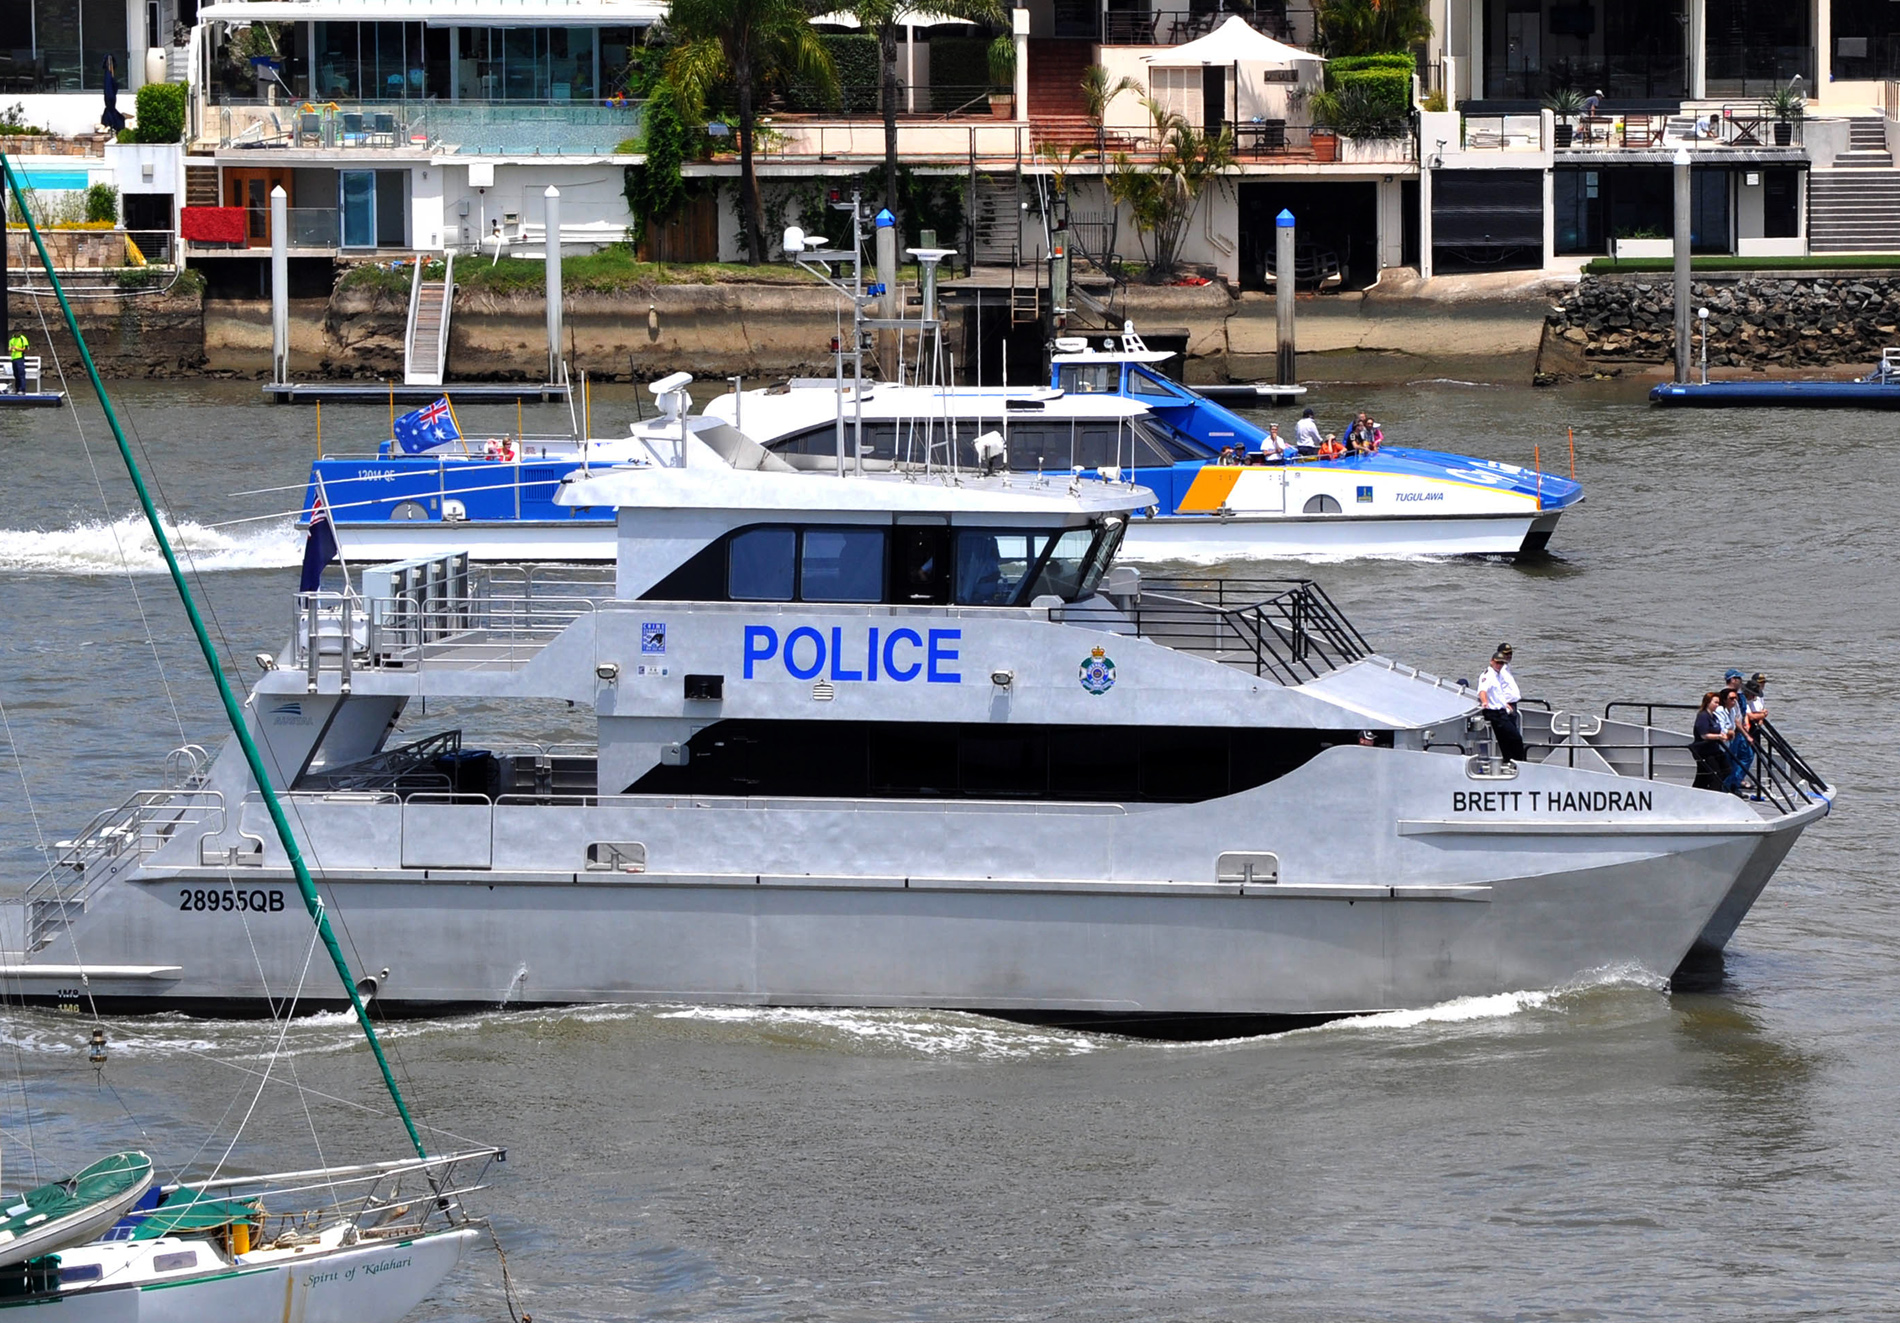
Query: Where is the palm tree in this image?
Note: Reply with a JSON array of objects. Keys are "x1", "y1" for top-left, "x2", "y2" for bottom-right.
[
  {"x1": 1080, "y1": 64, "x2": 1143, "y2": 162},
  {"x1": 1315, "y1": 0, "x2": 1431, "y2": 57},
  {"x1": 840, "y1": 0, "x2": 1003, "y2": 232},
  {"x1": 667, "y1": 0, "x2": 838, "y2": 263}
]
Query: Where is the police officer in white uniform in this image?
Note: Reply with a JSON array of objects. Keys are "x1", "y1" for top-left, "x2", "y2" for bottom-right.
[{"x1": 1478, "y1": 642, "x2": 1526, "y2": 763}]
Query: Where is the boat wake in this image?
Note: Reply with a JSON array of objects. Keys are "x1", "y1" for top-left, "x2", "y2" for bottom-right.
[
  {"x1": 652, "y1": 1004, "x2": 1103, "y2": 1060},
  {"x1": 0, "y1": 516, "x2": 301, "y2": 574}
]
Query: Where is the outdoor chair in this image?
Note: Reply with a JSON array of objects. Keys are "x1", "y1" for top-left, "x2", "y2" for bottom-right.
[
  {"x1": 1621, "y1": 114, "x2": 1666, "y2": 148},
  {"x1": 371, "y1": 112, "x2": 398, "y2": 146},
  {"x1": 296, "y1": 111, "x2": 322, "y2": 146},
  {"x1": 340, "y1": 111, "x2": 366, "y2": 145}
]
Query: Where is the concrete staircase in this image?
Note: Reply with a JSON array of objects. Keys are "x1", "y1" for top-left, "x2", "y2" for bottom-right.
[
  {"x1": 1835, "y1": 116, "x2": 1895, "y2": 167},
  {"x1": 1809, "y1": 171, "x2": 1900, "y2": 252},
  {"x1": 1027, "y1": 39, "x2": 1096, "y2": 150}
]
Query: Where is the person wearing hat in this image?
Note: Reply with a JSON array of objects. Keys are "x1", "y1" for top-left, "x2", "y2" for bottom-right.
[
  {"x1": 1294, "y1": 406, "x2": 1323, "y2": 456},
  {"x1": 1478, "y1": 643, "x2": 1525, "y2": 764},
  {"x1": 1719, "y1": 668, "x2": 1754, "y2": 793}
]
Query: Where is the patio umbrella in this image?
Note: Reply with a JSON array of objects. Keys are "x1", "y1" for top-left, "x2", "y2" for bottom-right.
[
  {"x1": 808, "y1": 9, "x2": 977, "y2": 112},
  {"x1": 1145, "y1": 15, "x2": 1323, "y2": 132}
]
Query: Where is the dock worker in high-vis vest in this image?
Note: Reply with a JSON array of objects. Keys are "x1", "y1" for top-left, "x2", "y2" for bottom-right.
[{"x1": 7, "y1": 331, "x2": 27, "y2": 396}]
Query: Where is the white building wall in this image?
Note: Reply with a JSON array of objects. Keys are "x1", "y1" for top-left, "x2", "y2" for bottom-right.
[{"x1": 441, "y1": 160, "x2": 633, "y2": 254}]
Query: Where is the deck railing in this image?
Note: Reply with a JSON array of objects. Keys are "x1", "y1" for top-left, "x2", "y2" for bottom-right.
[{"x1": 1105, "y1": 577, "x2": 1370, "y2": 685}]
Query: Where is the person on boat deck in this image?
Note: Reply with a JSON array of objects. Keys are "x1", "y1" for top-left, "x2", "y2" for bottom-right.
[
  {"x1": 1317, "y1": 433, "x2": 1346, "y2": 460},
  {"x1": 1343, "y1": 412, "x2": 1373, "y2": 453},
  {"x1": 6, "y1": 331, "x2": 26, "y2": 396},
  {"x1": 1258, "y1": 422, "x2": 1297, "y2": 462},
  {"x1": 1691, "y1": 691, "x2": 1733, "y2": 791},
  {"x1": 1719, "y1": 668, "x2": 1755, "y2": 793},
  {"x1": 1478, "y1": 643, "x2": 1526, "y2": 764},
  {"x1": 1294, "y1": 407, "x2": 1324, "y2": 455},
  {"x1": 1743, "y1": 673, "x2": 1768, "y2": 732},
  {"x1": 1218, "y1": 443, "x2": 1243, "y2": 466}
]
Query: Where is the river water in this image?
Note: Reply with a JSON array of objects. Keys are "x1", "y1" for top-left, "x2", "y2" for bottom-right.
[{"x1": 0, "y1": 376, "x2": 1889, "y2": 1321}]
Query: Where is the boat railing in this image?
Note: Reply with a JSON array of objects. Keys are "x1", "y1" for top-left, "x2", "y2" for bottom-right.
[
  {"x1": 143, "y1": 1147, "x2": 506, "y2": 1244},
  {"x1": 23, "y1": 788, "x2": 227, "y2": 948},
  {"x1": 1100, "y1": 576, "x2": 1371, "y2": 684},
  {"x1": 292, "y1": 589, "x2": 600, "y2": 684},
  {"x1": 1432, "y1": 701, "x2": 1827, "y2": 815}
]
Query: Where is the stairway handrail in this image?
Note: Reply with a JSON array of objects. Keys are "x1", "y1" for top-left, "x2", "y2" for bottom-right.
[
  {"x1": 403, "y1": 249, "x2": 424, "y2": 380},
  {"x1": 431, "y1": 251, "x2": 454, "y2": 385}
]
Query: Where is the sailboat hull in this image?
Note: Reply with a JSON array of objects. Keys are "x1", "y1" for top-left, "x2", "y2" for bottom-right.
[{"x1": 13, "y1": 1227, "x2": 476, "y2": 1322}]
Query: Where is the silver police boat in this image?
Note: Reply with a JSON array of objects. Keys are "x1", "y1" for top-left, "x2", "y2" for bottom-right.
[{"x1": 4, "y1": 394, "x2": 1832, "y2": 1035}]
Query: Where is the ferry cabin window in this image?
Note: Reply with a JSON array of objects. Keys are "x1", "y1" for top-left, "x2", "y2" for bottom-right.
[
  {"x1": 801, "y1": 528, "x2": 885, "y2": 602},
  {"x1": 1127, "y1": 368, "x2": 1179, "y2": 398},
  {"x1": 1058, "y1": 364, "x2": 1118, "y2": 394},
  {"x1": 728, "y1": 527, "x2": 797, "y2": 601}
]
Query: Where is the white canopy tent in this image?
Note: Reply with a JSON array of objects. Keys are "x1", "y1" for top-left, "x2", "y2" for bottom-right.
[
  {"x1": 809, "y1": 9, "x2": 985, "y2": 111},
  {"x1": 1144, "y1": 16, "x2": 1324, "y2": 130}
]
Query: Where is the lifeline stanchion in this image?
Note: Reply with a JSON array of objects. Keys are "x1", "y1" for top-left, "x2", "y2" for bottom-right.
[
  {"x1": 1568, "y1": 425, "x2": 1575, "y2": 478},
  {"x1": 1534, "y1": 444, "x2": 1542, "y2": 507},
  {"x1": 315, "y1": 399, "x2": 322, "y2": 458}
]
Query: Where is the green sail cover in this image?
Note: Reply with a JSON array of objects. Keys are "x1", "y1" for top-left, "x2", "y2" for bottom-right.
[
  {"x1": 0, "y1": 1152, "x2": 153, "y2": 1250},
  {"x1": 129, "y1": 1190, "x2": 264, "y2": 1239}
]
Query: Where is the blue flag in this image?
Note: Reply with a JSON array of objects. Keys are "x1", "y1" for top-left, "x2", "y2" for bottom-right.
[
  {"x1": 300, "y1": 490, "x2": 338, "y2": 593},
  {"x1": 392, "y1": 397, "x2": 460, "y2": 454}
]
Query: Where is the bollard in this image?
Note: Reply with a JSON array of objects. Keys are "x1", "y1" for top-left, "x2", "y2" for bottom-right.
[
  {"x1": 875, "y1": 207, "x2": 897, "y2": 381},
  {"x1": 1275, "y1": 208, "x2": 1296, "y2": 386}
]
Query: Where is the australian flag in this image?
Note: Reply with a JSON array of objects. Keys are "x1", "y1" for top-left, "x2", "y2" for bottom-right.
[
  {"x1": 392, "y1": 397, "x2": 460, "y2": 454},
  {"x1": 300, "y1": 490, "x2": 338, "y2": 593}
]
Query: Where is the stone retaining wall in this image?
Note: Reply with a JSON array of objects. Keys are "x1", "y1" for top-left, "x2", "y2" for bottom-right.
[{"x1": 1541, "y1": 272, "x2": 1900, "y2": 375}]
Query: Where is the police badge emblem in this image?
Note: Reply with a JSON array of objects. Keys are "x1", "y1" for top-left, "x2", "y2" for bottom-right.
[{"x1": 1078, "y1": 645, "x2": 1116, "y2": 695}]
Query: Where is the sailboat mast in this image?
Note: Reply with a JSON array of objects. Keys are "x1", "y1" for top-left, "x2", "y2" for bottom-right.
[{"x1": 0, "y1": 154, "x2": 428, "y2": 1162}]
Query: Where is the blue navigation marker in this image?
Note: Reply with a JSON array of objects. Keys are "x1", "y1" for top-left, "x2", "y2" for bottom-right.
[
  {"x1": 875, "y1": 208, "x2": 896, "y2": 228},
  {"x1": 1277, "y1": 208, "x2": 1295, "y2": 227}
]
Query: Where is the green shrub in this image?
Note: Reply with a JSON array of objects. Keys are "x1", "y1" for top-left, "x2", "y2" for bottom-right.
[
  {"x1": 1331, "y1": 68, "x2": 1411, "y2": 116},
  {"x1": 83, "y1": 183, "x2": 118, "y2": 224},
  {"x1": 122, "y1": 82, "x2": 186, "y2": 144}
]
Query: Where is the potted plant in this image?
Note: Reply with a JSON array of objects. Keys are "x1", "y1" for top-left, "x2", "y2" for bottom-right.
[
  {"x1": 1768, "y1": 81, "x2": 1804, "y2": 146},
  {"x1": 988, "y1": 32, "x2": 1016, "y2": 119},
  {"x1": 1308, "y1": 89, "x2": 1340, "y2": 162},
  {"x1": 1544, "y1": 86, "x2": 1585, "y2": 148}
]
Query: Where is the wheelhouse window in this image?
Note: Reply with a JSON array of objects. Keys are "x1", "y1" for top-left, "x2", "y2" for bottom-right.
[
  {"x1": 649, "y1": 520, "x2": 1121, "y2": 606},
  {"x1": 1127, "y1": 368, "x2": 1179, "y2": 398},
  {"x1": 800, "y1": 528, "x2": 885, "y2": 602},
  {"x1": 728, "y1": 527, "x2": 796, "y2": 601},
  {"x1": 1058, "y1": 364, "x2": 1118, "y2": 394}
]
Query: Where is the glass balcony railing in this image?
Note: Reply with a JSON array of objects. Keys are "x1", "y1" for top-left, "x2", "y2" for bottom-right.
[{"x1": 211, "y1": 97, "x2": 646, "y2": 155}]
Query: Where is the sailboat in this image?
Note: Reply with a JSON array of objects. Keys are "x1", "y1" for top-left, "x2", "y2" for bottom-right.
[{"x1": 0, "y1": 156, "x2": 501, "y2": 1319}]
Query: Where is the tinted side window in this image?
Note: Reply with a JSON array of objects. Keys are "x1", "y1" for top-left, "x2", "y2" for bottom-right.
[
  {"x1": 728, "y1": 527, "x2": 796, "y2": 600},
  {"x1": 801, "y1": 528, "x2": 886, "y2": 602},
  {"x1": 1128, "y1": 369, "x2": 1177, "y2": 398},
  {"x1": 954, "y1": 530, "x2": 1049, "y2": 606}
]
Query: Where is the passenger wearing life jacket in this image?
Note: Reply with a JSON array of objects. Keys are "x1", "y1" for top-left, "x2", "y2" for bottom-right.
[{"x1": 7, "y1": 331, "x2": 26, "y2": 396}]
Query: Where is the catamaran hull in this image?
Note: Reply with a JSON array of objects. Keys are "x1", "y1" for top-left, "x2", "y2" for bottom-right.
[
  {"x1": 12, "y1": 1228, "x2": 475, "y2": 1323},
  {"x1": 1122, "y1": 511, "x2": 1564, "y2": 561},
  {"x1": 329, "y1": 509, "x2": 1565, "y2": 567},
  {"x1": 9, "y1": 763, "x2": 1824, "y2": 1026}
]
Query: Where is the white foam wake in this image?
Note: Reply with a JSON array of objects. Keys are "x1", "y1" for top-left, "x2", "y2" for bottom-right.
[
  {"x1": 0, "y1": 516, "x2": 302, "y2": 574},
  {"x1": 654, "y1": 1004, "x2": 1101, "y2": 1059}
]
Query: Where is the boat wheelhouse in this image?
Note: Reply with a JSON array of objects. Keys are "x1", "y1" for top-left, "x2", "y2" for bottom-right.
[{"x1": 18, "y1": 423, "x2": 1828, "y2": 1033}]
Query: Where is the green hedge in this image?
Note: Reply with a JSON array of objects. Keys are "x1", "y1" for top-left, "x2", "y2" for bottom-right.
[
  {"x1": 121, "y1": 82, "x2": 186, "y2": 144},
  {"x1": 1332, "y1": 67, "x2": 1410, "y2": 113},
  {"x1": 787, "y1": 34, "x2": 878, "y2": 114},
  {"x1": 1327, "y1": 53, "x2": 1417, "y2": 75}
]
